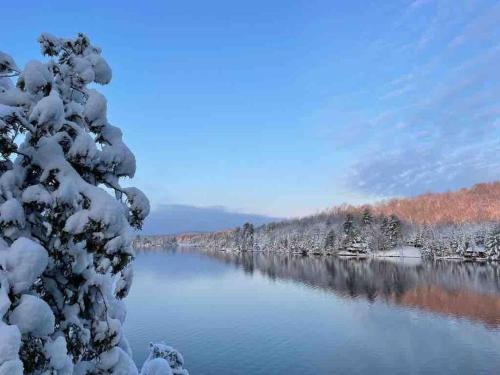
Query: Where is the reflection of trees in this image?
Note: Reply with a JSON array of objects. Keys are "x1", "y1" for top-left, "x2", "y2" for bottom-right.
[{"x1": 180, "y1": 248, "x2": 500, "y2": 325}]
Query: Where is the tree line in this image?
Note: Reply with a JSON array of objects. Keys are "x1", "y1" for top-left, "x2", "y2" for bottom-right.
[{"x1": 175, "y1": 208, "x2": 500, "y2": 260}]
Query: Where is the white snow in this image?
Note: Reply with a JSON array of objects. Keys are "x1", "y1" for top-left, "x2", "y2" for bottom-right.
[
  {"x1": 44, "y1": 336, "x2": 72, "y2": 372},
  {"x1": 141, "y1": 358, "x2": 173, "y2": 375},
  {"x1": 20, "y1": 60, "x2": 52, "y2": 95},
  {"x1": 0, "y1": 198, "x2": 25, "y2": 229},
  {"x1": 110, "y1": 348, "x2": 140, "y2": 374},
  {"x1": 21, "y1": 184, "x2": 53, "y2": 206},
  {"x1": 2, "y1": 237, "x2": 48, "y2": 294},
  {"x1": 72, "y1": 56, "x2": 96, "y2": 85},
  {"x1": 97, "y1": 347, "x2": 139, "y2": 374},
  {"x1": 0, "y1": 77, "x2": 13, "y2": 91},
  {"x1": 0, "y1": 103, "x2": 17, "y2": 118},
  {"x1": 0, "y1": 359, "x2": 23, "y2": 375},
  {"x1": 142, "y1": 342, "x2": 188, "y2": 375},
  {"x1": 29, "y1": 90, "x2": 64, "y2": 130},
  {"x1": 124, "y1": 187, "x2": 151, "y2": 221},
  {"x1": 99, "y1": 124, "x2": 137, "y2": 177},
  {"x1": 0, "y1": 323, "x2": 21, "y2": 364},
  {"x1": 0, "y1": 278, "x2": 10, "y2": 317},
  {"x1": 337, "y1": 250, "x2": 368, "y2": 257},
  {"x1": 83, "y1": 89, "x2": 107, "y2": 126},
  {"x1": 90, "y1": 55, "x2": 112, "y2": 84},
  {"x1": 373, "y1": 246, "x2": 422, "y2": 258},
  {"x1": 9, "y1": 294, "x2": 55, "y2": 336},
  {"x1": 97, "y1": 347, "x2": 121, "y2": 371},
  {"x1": 68, "y1": 132, "x2": 98, "y2": 162},
  {"x1": 0, "y1": 51, "x2": 19, "y2": 74}
]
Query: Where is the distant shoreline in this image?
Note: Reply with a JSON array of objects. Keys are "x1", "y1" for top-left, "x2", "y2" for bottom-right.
[{"x1": 133, "y1": 241, "x2": 500, "y2": 263}]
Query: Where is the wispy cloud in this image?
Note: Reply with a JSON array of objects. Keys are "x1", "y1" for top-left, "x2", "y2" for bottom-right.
[
  {"x1": 350, "y1": 138, "x2": 500, "y2": 196},
  {"x1": 409, "y1": 0, "x2": 433, "y2": 9},
  {"x1": 346, "y1": 0, "x2": 500, "y2": 197},
  {"x1": 449, "y1": 2, "x2": 500, "y2": 47}
]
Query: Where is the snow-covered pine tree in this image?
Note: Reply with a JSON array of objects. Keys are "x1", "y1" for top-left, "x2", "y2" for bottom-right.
[
  {"x1": 340, "y1": 215, "x2": 368, "y2": 254},
  {"x1": 388, "y1": 215, "x2": 398, "y2": 245},
  {"x1": 376, "y1": 216, "x2": 391, "y2": 251},
  {"x1": 341, "y1": 230, "x2": 368, "y2": 254},
  {"x1": 343, "y1": 214, "x2": 354, "y2": 235},
  {"x1": 485, "y1": 226, "x2": 500, "y2": 260},
  {"x1": 241, "y1": 222, "x2": 254, "y2": 251},
  {"x1": 324, "y1": 229, "x2": 336, "y2": 253},
  {"x1": 361, "y1": 208, "x2": 372, "y2": 226},
  {"x1": 385, "y1": 214, "x2": 401, "y2": 249},
  {"x1": 0, "y1": 34, "x2": 186, "y2": 374}
]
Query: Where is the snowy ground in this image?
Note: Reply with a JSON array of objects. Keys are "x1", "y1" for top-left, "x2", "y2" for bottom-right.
[
  {"x1": 337, "y1": 251, "x2": 368, "y2": 258},
  {"x1": 373, "y1": 246, "x2": 422, "y2": 258},
  {"x1": 337, "y1": 246, "x2": 422, "y2": 259}
]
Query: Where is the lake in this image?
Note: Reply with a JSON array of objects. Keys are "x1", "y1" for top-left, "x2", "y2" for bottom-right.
[{"x1": 125, "y1": 248, "x2": 500, "y2": 374}]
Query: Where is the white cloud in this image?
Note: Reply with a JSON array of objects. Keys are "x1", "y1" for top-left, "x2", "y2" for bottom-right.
[{"x1": 347, "y1": 2, "x2": 500, "y2": 196}]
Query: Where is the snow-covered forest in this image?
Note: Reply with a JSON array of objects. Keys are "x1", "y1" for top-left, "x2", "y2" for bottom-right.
[
  {"x1": 143, "y1": 186, "x2": 500, "y2": 261},
  {"x1": 371, "y1": 182, "x2": 500, "y2": 224},
  {"x1": 0, "y1": 34, "x2": 186, "y2": 374}
]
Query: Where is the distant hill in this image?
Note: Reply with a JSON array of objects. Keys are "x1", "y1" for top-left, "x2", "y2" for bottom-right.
[
  {"x1": 143, "y1": 183, "x2": 499, "y2": 237},
  {"x1": 371, "y1": 181, "x2": 500, "y2": 224},
  {"x1": 141, "y1": 204, "x2": 279, "y2": 235}
]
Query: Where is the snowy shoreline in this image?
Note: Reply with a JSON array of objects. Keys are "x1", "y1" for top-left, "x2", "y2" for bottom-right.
[{"x1": 134, "y1": 243, "x2": 500, "y2": 263}]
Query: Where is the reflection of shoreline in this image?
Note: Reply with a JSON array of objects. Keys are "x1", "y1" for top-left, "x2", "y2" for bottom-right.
[
  {"x1": 173, "y1": 248, "x2": 500, "y2": 327},
  {"x1": 394, "y1": 286, "x2": 500, "y2": 327}
]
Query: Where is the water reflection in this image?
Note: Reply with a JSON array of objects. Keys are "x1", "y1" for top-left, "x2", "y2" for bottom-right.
[
  {"x1": 128, "y1": 248, "x2": 500, "y2": 374},
  {"x1": 171, "y1": 248, "x2": 500, "y2": 326}
]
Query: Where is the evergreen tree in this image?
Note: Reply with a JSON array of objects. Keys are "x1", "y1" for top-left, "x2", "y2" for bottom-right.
[
  {"x1": 413, "y1": 229, "x2": 424, "y2": 248},
  {"x1": 0, "y1": 34, "x2": 185, "y2": 374},
  {"x1": 341, "y1": 230, "x2": 368, "y2": 254},
  {"x1": 378, "y1": 216, "x2": 391, "y2": 251},
  {"x1": 234, "y1": 226, "x2": 242, "y2": 250},
  {"x1": 387, "y1": 214, "x2": 402, "y2": 248},
  {"x1": 474, "y1": 229, "x2": 486, "y2": 247},
  {"x1": 241, "y1": 222, "x2": 254, "y2": 251},
  {"x1": 361, "y1": 208, "x2": 373, "y2": 226},
  {"x1": 374, "y1": 214, "x2": 401, "y2": 251},
  {"x1": 380, "y1": 216, "x2": 389, "y2": 234},
  {"x1": 324, "y1": 229, "x2": 336, "y2": 252},
  {"x1": 485, "y1": 227, "x2": 500, "y2": 259},
  {"x1": 343, "y1": 214, "x2": 354, "y2": 235},
  {"x1": 341, "y1": 215, "x2": 368, "y2": 254},
  {"x1": 447, "y1": 231, "x2": 460, "y2": 255}
]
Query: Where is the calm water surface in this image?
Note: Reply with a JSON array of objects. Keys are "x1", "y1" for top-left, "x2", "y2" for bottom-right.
[{"x1": 125, "y1": 249, "x2": 500, "y2": 374}]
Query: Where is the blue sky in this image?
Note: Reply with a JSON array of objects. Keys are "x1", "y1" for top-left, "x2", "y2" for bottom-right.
[{"x1": 3, "y1": 0, "x2": 500, "y2": 217}]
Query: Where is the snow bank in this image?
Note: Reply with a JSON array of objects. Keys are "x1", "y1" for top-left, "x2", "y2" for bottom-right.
[{"x1": 373, "y1": 246, "x2": 422, "y2": 258}]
